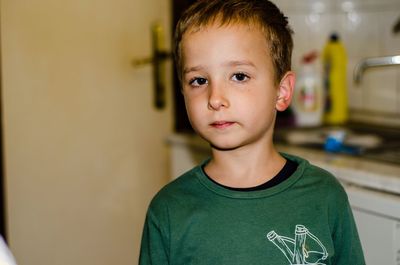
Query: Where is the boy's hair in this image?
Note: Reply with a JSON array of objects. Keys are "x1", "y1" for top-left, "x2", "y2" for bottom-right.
[{"x1": 174, "y1": 0, "x2": 294, "y2": 84}]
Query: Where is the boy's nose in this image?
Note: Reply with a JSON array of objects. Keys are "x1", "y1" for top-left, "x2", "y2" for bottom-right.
[{"x1": 207, "y1": 84, "x2": 229, "y2": 110}]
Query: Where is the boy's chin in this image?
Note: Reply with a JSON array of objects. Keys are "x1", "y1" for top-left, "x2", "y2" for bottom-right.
[
  {"x1": 209, "y1": 143, "x2": 241, "y2": 152},
  {"x1": 206, "y1": 138, "x2": 244, "y2": 151},
  {"x1": 197, "y1": 131, "x2": 250, "y2": 152},
  {"x1": 196, "y1": 131, "x2": 248, "y2": 151}
]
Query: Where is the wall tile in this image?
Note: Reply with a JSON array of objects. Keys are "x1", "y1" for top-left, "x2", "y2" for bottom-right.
[
  {"x1": 277, "y1": 0, "x2": 334, "y2": 13},
  {"x1": 362, "y1": 67, "x2": 397, "y2": 113},
  {"x1": 341, "y1": 12, "x2": 381, "y2": 58},
  {"x1": 378, "y1": 11, "x2": 400, "y2": 54},
  {"x1": 347, "y1": 58, "x2": 364, "y2": 109}
]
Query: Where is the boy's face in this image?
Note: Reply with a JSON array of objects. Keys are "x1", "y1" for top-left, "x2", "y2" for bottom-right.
[{"x1": 181, "y1": 23, "x2": 293, "y2": 151}]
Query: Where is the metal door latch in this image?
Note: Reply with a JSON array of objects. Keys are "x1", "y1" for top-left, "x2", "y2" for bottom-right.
[{"x1": 132, "y1": 23, "x2": 171, "y2": 109}]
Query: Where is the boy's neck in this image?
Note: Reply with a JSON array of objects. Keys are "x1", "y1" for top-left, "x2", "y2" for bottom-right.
[{"x1": 204, "y1": 143, "x2": 286, "y2": 189}]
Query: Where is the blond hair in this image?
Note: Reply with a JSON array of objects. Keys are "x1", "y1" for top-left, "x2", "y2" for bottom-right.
[{"x1": 174, "y1": 0, "x2": 294, "y2": 84}]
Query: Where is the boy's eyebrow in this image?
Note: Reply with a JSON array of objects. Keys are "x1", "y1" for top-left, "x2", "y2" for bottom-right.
[
  {"x1": 183, "y1": 65, "x2": 204, "y2": 74},
  {"x1": 183, "y1": 60, "x2": 256, "y2": 74}
]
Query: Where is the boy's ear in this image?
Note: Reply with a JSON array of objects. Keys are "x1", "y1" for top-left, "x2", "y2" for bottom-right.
[{"x1": 276, "y1": 71, "x2": 296, "y2": 111}]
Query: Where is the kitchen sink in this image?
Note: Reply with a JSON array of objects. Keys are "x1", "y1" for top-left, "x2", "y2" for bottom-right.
[{"x1": 274, "y1": 122, "x2": 400, "y2": 165}]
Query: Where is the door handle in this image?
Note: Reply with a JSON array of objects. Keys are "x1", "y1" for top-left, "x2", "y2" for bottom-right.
[{"x1": 132, "y1": 23, "x2": 171, "y2": 110}]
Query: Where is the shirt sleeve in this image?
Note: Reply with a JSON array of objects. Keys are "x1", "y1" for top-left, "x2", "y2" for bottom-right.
[
  {"x1": 332, "y1": 194, "x2": 366, "y2": 265},
  {"x1": 139, "y1": 207, "x2": 170, "y2": 265}
]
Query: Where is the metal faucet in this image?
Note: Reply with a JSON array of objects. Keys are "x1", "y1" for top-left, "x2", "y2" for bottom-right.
[{"x1": 353, "y1": 55, "x2": 400, "y2": 84}]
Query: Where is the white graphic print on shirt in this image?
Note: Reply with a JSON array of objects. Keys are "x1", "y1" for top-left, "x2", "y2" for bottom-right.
[{"x1": 267, "y1": 225, "x2": 328, "y2": 264}]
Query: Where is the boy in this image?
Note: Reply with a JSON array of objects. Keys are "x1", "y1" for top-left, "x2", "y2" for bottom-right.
[{"x1": 139, "y1": 0, "x2": 365, "y2": 264}]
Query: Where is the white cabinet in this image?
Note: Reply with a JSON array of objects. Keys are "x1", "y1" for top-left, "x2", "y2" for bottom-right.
[
  {"x1": 353, "y1": 209, "x2": 400, "y2": 265},
  {"x1": 345, "y1": 184, "x2": 400, "y2": 265}
]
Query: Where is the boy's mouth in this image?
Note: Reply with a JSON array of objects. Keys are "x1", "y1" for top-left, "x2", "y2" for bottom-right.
[{"x1": 210, "y1": 121, "x2": 235, "y2": 129}]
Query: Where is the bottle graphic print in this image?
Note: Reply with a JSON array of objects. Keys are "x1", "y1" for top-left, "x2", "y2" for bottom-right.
[{"x1": 267, "y1": 225, "x2": 328, "y2": 265}]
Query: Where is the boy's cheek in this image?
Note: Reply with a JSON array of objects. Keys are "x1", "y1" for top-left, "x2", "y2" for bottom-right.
[{"x1": 183, "y1": 98, "x2": 196, "y2": 115}]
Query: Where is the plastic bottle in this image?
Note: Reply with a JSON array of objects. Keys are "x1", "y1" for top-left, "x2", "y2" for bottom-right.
[
  {"x1": 292, "y1": 51, "x2": 324, "y2": 127},
  {"x1": 322, "y1": 33, "x2": 348, "y2": 125}
]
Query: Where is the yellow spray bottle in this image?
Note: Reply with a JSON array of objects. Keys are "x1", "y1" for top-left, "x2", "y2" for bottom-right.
[{"x1": 322, "y1": 33, "x2": 348, "y2": 125}]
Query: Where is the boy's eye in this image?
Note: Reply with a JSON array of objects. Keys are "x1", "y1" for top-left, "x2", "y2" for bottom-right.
[
  {"x1": 189, "y1": 77, "x2": 208, "y2": 87},
  {"x1": 232, "y1": 73, "x2": 249, "y2": 82}
]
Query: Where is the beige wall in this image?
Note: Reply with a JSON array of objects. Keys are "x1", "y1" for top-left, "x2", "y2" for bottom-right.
[{"x1": 1, "y1": 0, "x2": 172, "y2": 264}]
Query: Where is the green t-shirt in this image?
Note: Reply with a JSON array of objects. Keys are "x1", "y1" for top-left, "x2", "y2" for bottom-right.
[{"x1": 139, "y1": 153, "x2": 365, "y2": 265}]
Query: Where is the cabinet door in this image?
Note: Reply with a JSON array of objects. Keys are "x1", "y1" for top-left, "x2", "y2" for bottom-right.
[
  {"x1": 345, "y1": 184, "x2": 400, "y2": 265},
  {"x1": 352, "y1": 208, "x2": 400, "y2": 265}
]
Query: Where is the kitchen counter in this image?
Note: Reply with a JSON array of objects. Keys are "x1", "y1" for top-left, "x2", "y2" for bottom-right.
[
  {"x1": 167, "y1": 133, "x2": 400, "y2": 194},
  {"x1": 276, "y1": 144, "x2": 400, "y2": 195}
]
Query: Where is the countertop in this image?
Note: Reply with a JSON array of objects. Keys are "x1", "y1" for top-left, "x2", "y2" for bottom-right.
[
  {"x1": 276, "y1": 144, "x2": 400, "y2": 195},
  {"x1": 167, "y1": 133, "x2": 400, "y2": 195}
]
